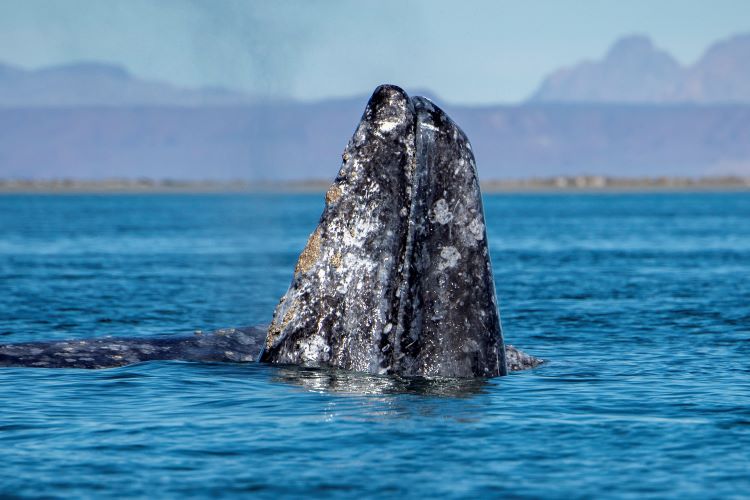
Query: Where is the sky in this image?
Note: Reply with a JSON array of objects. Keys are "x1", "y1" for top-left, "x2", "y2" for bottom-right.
[{"x1": 0, "y1": 0, "x2": 748, "y2": 104}]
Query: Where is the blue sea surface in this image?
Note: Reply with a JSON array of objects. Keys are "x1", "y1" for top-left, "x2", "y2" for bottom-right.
[{"x1": 1, "y1": 193, "x2": 749, "y2": 498}]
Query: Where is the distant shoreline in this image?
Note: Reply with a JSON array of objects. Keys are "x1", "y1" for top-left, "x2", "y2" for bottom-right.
[{"x1": 1, "y1": 176, "x2": 749, "y2": 194}]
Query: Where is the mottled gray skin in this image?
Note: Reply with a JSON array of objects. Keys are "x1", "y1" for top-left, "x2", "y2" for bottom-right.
[
  {"x1": 0, "y1": 327, "x2": 265, "y2": 369},
  {"x1": 262, "y1": 85, "x2": 538, "y2": 377},
  {"x1": 262, "y1": 85, "x2": 417, "y2": 374},
  {"x1": 392, "y1": 97, "x2": 506, "y2": 377}
]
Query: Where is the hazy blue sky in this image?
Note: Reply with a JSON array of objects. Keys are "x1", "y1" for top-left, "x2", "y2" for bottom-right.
[{"x1": 0, "y1": 0, "x2": 748, "y2": 104}]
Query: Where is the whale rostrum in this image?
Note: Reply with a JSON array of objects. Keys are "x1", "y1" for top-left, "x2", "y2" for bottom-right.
[
  {"x1": 262, "y1": 85, "x2": 522, "y2": 377},
  {"x1": 261, "y1": 86, "x2": 419, "y2": 374},
  {"x1": 0, "y1": 85, "x2": 541, "y2": 376}
]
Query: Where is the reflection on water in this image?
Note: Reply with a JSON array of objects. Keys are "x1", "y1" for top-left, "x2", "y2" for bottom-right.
[{"x1": 270, "y1": 364, "x2": 490, "y2": 397}]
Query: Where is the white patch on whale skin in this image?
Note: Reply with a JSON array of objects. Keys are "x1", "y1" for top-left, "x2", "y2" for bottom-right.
[
  {"x1": 431, "y1": 198, "x2": 453, "y2": 225},
  {"x1": 438, "y1": 246, "x2": 461, "y2": 270},
  {"x1": 378, "y1": 119, "x2": 401, "y2": 133},
  {"x1": 298, "y1": 332, "x2": 330, "y2": 363},
  {"x1": 353, "y1": 124, "x2": 367, "y2": 146},
  {"x1": 468, "y1": 218, "x2": 485, "y2": 240}
]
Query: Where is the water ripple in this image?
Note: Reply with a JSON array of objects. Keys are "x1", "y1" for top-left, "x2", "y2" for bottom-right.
[{"x1": 1, "y1": 193, "x2": 749, "y2": 498}]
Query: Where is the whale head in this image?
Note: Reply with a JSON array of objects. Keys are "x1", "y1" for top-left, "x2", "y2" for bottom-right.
[{"x1": 260, "y1": 85, "x2": 507, "y2": 378}]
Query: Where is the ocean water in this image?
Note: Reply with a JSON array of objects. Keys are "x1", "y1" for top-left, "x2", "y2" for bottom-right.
[{"x1": 1, "y1": 193, "x2": 749, "y2": 498}]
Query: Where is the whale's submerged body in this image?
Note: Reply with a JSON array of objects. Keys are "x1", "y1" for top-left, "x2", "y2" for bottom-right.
[{"x1": 0, "y1": 85, "x2": 541, "y2": 377}]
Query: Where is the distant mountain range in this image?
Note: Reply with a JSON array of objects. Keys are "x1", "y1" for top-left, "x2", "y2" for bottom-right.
[
  {"x1": 531, "y1": 33, "x2": 750, "y2": 103},
  {"x1": 2, "y1": 101, "x2": 748, "y2": 180},
  {"x1": 0, "y1": 61, "x2": 256, "y2": 107},
  {"x1": 3, "y1": 33, "x2": 750, "y2": 108},
  {"x1": 1, "y1": 33, "x2": 750, "y2": 180}
]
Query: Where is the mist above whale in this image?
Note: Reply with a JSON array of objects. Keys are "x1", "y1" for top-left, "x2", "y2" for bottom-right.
[{"x1": 0, "y1": 85, "x2": 540, "y2": 376}]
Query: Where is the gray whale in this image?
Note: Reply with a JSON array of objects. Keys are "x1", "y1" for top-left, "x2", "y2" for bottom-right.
[
  {"x1": 0, "y1": 85, "x2": 541, "y2": 377},
  {"x1": 0, "y1": 326, "x2": 537, "y2": 372}
]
